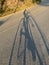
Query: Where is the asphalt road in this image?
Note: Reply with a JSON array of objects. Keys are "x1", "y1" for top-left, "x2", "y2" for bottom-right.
[{"x1": 0, "y1": 0, "x2": 49, "y2": 65}]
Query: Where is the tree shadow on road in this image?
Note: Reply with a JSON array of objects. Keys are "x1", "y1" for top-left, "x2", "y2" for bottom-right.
[
  {"x1": 0, "y1": 21, "x2": 4, "y2": 26},
  {"x1": 38, "y1": 0, "x2": 49, "y2": 6},
  {"x1": 0, "y1": 14, "x2": 14, "y2": 26}
]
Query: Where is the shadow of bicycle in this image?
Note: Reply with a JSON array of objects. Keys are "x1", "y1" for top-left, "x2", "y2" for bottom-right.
[
  {"x1": 17, "y1": 10, "x2": 43, "y2": 65},
  {"x1": 8, "y1": 10, "x2": 49, "y2": 65}
]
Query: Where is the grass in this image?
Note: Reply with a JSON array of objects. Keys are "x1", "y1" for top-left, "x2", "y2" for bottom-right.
[{"x1": 0, "y1": 0, "x2": 40, "y2": 17}]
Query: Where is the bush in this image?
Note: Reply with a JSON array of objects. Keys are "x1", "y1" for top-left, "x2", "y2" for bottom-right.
[
  {"x1": 32, "y1": 0, "x2": 41, "y2": 3},
  {"x1": 0, "y1": 9, "x2": 4, "y2": 14},
  {"x1": 36, "y1": 0, "x2": 41, "y2": 3}
]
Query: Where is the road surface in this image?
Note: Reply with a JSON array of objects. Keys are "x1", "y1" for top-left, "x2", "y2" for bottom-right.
[{"x1": 0, "y1": 0, "x2": 49, "y2": 65}]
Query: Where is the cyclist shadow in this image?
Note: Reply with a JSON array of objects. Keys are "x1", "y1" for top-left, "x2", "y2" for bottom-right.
[{"x1": 17, "y1": 10, "x2": 43, "y2": 65}]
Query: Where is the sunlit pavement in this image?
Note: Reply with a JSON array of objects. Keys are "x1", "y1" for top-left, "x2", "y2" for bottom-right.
[{"x1": 0, "y1": 0, "x2": 49, "y2": 65}]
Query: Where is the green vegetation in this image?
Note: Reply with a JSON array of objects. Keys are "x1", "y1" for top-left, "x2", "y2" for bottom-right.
[
  {"x1": 0, "y1": 0, "x2": 41, "y2": 17},
  {"x1": 32, "y1": 0, "x2": 41, "y2": 3}
]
